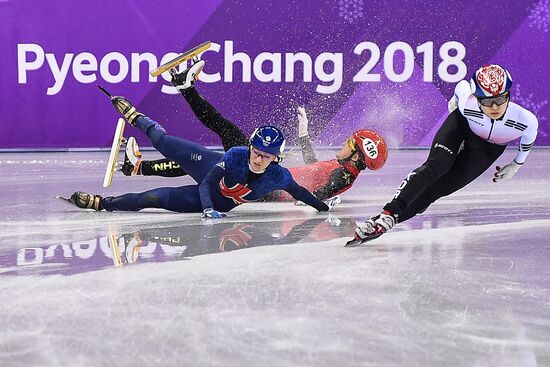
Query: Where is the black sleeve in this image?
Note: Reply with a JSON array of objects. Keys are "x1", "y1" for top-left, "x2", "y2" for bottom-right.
[
  {"x1": 299, "y1": 135, "x2": 318, "y2": 164},
  {"x1": 182, "y1": 87, "x2": 248, "y2": 150},
  {"x1": 312, "y1": 167, "x2": 354, "y2": 200}
]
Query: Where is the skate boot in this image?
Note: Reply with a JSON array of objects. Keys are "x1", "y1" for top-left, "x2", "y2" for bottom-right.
[
  {"x1": 111, "y1": 95, "x2": 144, "y2": 126},
  {"x1": 120, "y1": 137, "x2": 142, "y2": 176},
  {"x1": 346, "y1": 211, "x2": 396, "y2": 246},
  {"x1": 67, "y1": 191, "x2": 104, "y2": 211},
  {"x1": 170, "y1": 59, "x2": 205, "y2": 91}
]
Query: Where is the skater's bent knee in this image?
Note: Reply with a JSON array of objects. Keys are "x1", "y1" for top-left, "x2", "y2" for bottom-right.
[{"x1": 418, "y1": 156, "x2": 454, "y2": 180}]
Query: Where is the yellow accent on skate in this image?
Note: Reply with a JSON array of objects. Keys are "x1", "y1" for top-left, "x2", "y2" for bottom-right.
[
  {"x1": 150, "y1": 41, "x2": 212, "y2": 77},
  {"x1": 103, "y1": 118, "x2": 126, "y2": 188},
  {"x1": 107, "y1": 229, "x2": 123, "y2": 267}
]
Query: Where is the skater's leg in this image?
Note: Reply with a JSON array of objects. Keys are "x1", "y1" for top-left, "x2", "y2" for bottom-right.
[
  {"x1": 140, "y1": 158, "x2": 187, "y2": 177},
  {"x1": 181, "y1": 87, "x2": 248, "y2": 150},
  {"x1": 397, "y1": 135, "x2": 506, "y2": 223},
  {"x1": 133, "y1": 116, "x2": 222, "y2": 182},
  {"x1": 121, "y1": 137, "x2": 187, "y2": 177},
  {"x1": 353, "y1": 110, "x2": 471, "y2": 243},
  {"x1": 123, "y1": 84, "x2": 248, "y2": 178},
  {"x1": 171, "y1": 60, "x2": 248, "y2": 150},
  {"x1": 383, "y1": 109, "x2": 469, "y2": 217},
  {"x1": 102, "y1": 186, "x2": 203, "y2": 212}
]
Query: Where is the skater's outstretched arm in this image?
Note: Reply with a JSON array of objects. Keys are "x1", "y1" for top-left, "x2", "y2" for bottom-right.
[
  {"x1": 198, "y1": 163, "x2": 229, "y2": 218},
  {"x1": 284, "y1": 180, "x2": 330, "y2": 212}
]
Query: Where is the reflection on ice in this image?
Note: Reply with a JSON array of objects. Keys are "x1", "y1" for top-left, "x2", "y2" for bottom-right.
[
  {"x1": 3, "y1": 217, "x2": 357, "y2": 275},
  {"x1": 1, "y1": 150, "x2": 549, "y2": 366}
]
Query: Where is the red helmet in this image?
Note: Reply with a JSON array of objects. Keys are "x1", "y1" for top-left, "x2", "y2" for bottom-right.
[{"x1": 351, "y1": 129, "x2": 388, "y2": 170}]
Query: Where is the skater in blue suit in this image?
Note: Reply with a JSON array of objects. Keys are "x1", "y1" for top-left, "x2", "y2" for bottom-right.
[{"x1": 63, "y1": 95, "x2": 337, "y2": 217}]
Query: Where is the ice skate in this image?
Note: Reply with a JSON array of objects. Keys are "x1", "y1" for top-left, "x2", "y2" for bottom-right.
[
  {"x1": 98, "y1": 86, "x2": 144, "y2": 126},
  {"x1": 112, "y1": 96, "x2": 143, "y2": 126},
  {"x1": 170, "y1": 59, "x2": 205, "y2": 91},
  {"x1": 103, "y1": 118, "x2": 126, "y2": 187},
  {"x1": 150, "y1": 40, "x2": 211, "y2": 77},
  {"x1": 345, "y1": 212, "x2": 396, "y2": 247},
  {"x1": 57, "y1": 191, "x2": 103, "y2": 211},
  {"x1": 120, "y1": 137, "x2": 142, "y2": 176}
]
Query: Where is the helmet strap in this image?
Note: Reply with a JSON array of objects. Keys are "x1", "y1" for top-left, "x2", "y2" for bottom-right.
[
  {"x1": 352, "y1": 150, "x2": 367, "y2": 171},
  {"x1": 351, "y1": 147, "x2": 368, "y2": 170}
]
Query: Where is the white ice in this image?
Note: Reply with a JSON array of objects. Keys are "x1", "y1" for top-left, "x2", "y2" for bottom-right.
[{"x1": 1, "y1": 149, "x2": 549, "y2": 367}]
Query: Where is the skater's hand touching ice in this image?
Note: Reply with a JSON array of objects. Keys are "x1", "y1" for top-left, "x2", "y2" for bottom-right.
[
  {"x1": 323, "y1": 196, "x2": 341, "y2": 210},
  {"x1": 202, "y1": 208, "x2": 227, "y2": 219}
]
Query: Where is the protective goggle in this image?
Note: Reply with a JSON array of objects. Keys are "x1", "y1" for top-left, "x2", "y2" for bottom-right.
[
  {"x1": 250, "y1": 147, "x2": 276, "y2": 160},
  {"x1": 477, "y1": 93, "x2": 509, "y2": 107}
]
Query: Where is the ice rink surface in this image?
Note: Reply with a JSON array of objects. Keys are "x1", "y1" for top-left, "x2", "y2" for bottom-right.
[{"x1": 1, "y1": 149, "x2": 549, "y2": 366}]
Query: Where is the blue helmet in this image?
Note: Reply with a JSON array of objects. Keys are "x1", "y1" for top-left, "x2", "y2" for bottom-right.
[
  {"x1": 249, "y1": 126, "x2": 286, "y2": 155},
  {"x1": 470, "y1": 64, "x2": 513, "y2": 98}
]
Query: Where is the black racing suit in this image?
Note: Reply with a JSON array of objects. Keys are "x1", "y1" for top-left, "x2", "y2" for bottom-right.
[{"x1": 383, "y1": 109, "x2": 506, "y2": 223}]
